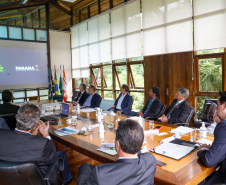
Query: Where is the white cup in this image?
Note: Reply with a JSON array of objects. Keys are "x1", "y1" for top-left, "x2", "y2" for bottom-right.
[
  {"x1": 175, "y1": 132, "x2": 181, "y2": 138},
  {"x1": 67, "y1": 119, "x2": 72, "y2": 124},
  {"x1": 41, "y1": 109, "x2": 45, "y2": 115}
]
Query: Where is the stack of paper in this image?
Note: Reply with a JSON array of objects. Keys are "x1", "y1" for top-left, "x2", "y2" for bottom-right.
[
  {"x1": 144, "y1": 129, "x2": 159, "y2": 135},
  {"x1": 80, "y1": 109, "x2": 96, "y2": 113},
  {"x1": 197, "y1": 139, "x2": 213, "y2": 146},
  {"x1": 54, "y1": 126, "x2": 80, "y2": 136},
  {"x1": 160, "y1": 136, "x2": 175, "y2": 144},
  {"x1": 170, "y1": 126, "x2": 194, "y2": 135},
  {"x1": 97, "y1": 143, "x2": 117, "y2": 156},
  {"x1": 127, "y1": 117, "x2": 140, "y2": 121}
]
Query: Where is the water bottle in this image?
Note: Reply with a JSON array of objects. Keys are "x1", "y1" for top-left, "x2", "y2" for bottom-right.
[
  {"x1": 99, "y1": 121, "x2": 104, "y2": 138},
  {"x1": 77, "y1": 103, "x2": 80, "y2": 114},
  {"x1": 200, "y1": 122, "x2": 207, "y2": 138}
]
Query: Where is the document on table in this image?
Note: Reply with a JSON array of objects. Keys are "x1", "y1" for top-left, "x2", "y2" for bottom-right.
[
  {"x1": 54, "y1": 126, "x2": 80, "y2": 136},
  {"x1": 150, "y1": 142, "x2": 196, "y2": 160},
  {"x1": 197, "y1": 138, "x2": 213, "y2": 146},
  {"x1": 80, "y1": 108, "x2": 96, "y2": 113},
  {"x1": 170, "y1": 126, "x2": 194, "y2": 135},
  {"x1": 97, "y1": 143, "x2": 117, "y2": 156},
  {"x1": 127, "y1": 117, "x2": 140, "y2": 121}
]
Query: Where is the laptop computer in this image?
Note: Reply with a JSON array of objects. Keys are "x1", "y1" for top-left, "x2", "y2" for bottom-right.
[{"x1": 41, "y1": 103, "x2": 69, "y2": 122}]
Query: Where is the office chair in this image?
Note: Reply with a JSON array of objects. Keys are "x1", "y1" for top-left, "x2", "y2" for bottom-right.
[
  {"x1": 0, "y1": 158, "x2": 64, "y2": 185},
  {"x1": 0, "y1": 113, "x2": 16, "y2": 130},
  {"x1": 53, "y1": 95, "x2": 63, "y2": 102}
]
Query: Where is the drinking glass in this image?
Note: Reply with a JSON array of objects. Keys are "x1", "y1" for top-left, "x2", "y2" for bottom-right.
[
  {"x1": 190, "y1": 129, "x2": 197, "y2": 142},
  {"x1": 58, "y1": 117, "x2": 62, "y2": 126},
  {"x1": 149, "y1": 120, "x2": 154, "y2": 130}
]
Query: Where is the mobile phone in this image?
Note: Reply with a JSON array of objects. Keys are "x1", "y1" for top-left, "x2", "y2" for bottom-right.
[
  {"x1": 78, "y1": 130, "x2": 85, "y2": 135},
  {"x1": 156, "y1": 160, "x2": 167, "y2": 167},
  {"x1": 154, "y1": 126, "x2": 162, "y2": 130}
]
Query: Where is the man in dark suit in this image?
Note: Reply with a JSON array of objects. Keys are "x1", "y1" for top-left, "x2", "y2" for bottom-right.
[
  {"x1": 0, "y1": 90, "x2": 19, "y2": 114},
  {"x1": 197, "y1": 91, "x2": 226, "y2": 185},
  {"x1": 77, "y1": 119, "x2": 156, "y2": 185},
  {"x1": 110, "y1": 84, "x2": 133, "y2": 115},
  {"x1": 159, "y1": 88, "x2": 191, "y2": 124},
  {"x1": 0, "y1": 104, "x2": 72, "y2": 185},
  {"x1": 130, "y1": 87, "x2": 162, "y2": 118},
  {"x1": 83, "y1": 85, "x2": 102, "y2": 108},
  {"x1": 73, "y1": 83, "x2": 88, "y2": 106}
]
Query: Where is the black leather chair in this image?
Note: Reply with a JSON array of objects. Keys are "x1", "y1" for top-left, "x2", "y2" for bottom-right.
[
  {"x1": 0, "y1": 158, "x2": 64, "y2": 185},
  {"x1": 193, "y1": 99, "x2": 217, "y2": 128},
  {"x1": 53, "y1": 95, "x2": 63, "y2": 102},
  {"x1": 146, "y1": 104, "x2": 167, "y2": 121},
  {"x1": 72, "y1": 90, "x2": 80, "y2": 101},
  {"x1": 0, "y1": 113, "x2": 16, "y2": 130},
  {"x1": 174, "y1": 106, "x2": 194, "y2": 127}
]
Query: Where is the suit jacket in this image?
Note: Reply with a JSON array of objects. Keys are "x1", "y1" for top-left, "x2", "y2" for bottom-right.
[
  {"x1": 141, "y1": 98, "x2": 162, "y2": 118},
  {"x1": 198, "y1": 120, "x2": 226, "y2": 184},
  {"x1": 114, "y1": 93, "x2": 133, "y2": 115},
  {"x1": 78, "y1": 153, "x2": 156, "y2": 185},
  {"x1": 89, "y1": 93, "x2": 102, "y2": 108},
  {"x1": 164, "y1": 99, "x2": 191, "y2": 124},
  {"x1": 74, "y1": 91, "x2": 89, "y2": 106},
  {"x1": 0, "y1": 129, "x2": 58, "y2": 183},
  {"x1": 0, "y1": 102, "x2": 19, "y2": 115}
]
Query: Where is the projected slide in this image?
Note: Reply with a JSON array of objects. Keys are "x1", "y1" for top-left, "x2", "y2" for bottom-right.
[{"x1": 0, "y1": 40, "x2": 48, "y2": 90}]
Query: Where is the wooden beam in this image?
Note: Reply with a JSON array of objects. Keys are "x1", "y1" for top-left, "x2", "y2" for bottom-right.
[
  {"x1": 0, "y1": 0, "x2": 49, "y2": 11},
  {"x1": 38, "y1": 9, "x2": 41, "y2": 28},
  {"x1": 109, "y1": 0, "x2": 113, "y2": 9},
  {"x1": 98, "y1": 0, "x2": 101, "y2": 14},
  {"x1": 49, "y1": 0, "x2": 71, "y2": 15},
  {"x1": 87, "y1": 5, "x2": 91, "y2": 19}
]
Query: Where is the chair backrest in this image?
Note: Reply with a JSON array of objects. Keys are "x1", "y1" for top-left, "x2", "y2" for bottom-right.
[
  {"x1": 199, "y1": 100, "x2": 217, "y2": 123},
  {"x1": 158, "y1": 104, "x2": 167, "y2": 117},
  {"x1": 185, "y1": 106, "x2": 195, "y2": 123},
  {"x1": 0, "y1": 161, "x2": 46, "y2": 185},
  {"x1": 72, "y1": 90, "x2": 80, "y2": 100},
  {"x1": 53, "y1": 95, "x2": 63, "y2": 102},
  {"x1": 100, "y1": 99, "x2": 115, "y2": 111},
  {"x1": 204, "y1": 99, "x2": 217, "y2": 105},
  {"x1": 0, "y1": 113, "x2": 16, "y2": 130}
]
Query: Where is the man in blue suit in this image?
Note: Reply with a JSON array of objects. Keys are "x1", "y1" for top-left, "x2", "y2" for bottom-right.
[
  {"x1": 110, "y1": 84, "x2": 133, "y2": 115},
  {"x1": 198, "y1": 91, "x2": 226, "y2": 185},
  {"x1": 83, "y1": 85, "x2": 102, "y2": 108}
]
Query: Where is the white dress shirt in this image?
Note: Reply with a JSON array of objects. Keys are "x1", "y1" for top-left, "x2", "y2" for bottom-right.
[
  {"x1": 15, "y1": 128, "x2": 51, "y2": 140},
  {"x1": 116, "y1": 93, "x2": 128, "y2": 110}
]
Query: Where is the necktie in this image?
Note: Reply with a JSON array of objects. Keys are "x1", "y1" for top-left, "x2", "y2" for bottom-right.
[
  {"x1": 144, "y1": 99, "x2": 153, "y2": 114},
  {"x1": 166, "y1": 101, "x2": 179, "y2": 119}
]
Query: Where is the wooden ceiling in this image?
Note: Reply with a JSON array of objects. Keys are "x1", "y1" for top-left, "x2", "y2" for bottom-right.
[{"x1": 0, "y1": 0, "x2": 129, "y2": 30}]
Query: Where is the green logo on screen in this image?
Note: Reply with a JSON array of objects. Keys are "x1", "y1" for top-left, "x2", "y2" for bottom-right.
[{"x1": 0, "y1": 65, "x2": 4, "y2": 72}]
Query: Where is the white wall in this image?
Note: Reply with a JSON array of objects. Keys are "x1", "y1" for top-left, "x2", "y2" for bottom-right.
[{"x1": 49, "y1": 30, "x2": 72, "y2": 100}]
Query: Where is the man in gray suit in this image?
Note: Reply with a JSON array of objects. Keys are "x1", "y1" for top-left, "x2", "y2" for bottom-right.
[{"x1": 77, "y1": 119, "x2": 156, "y2": 185}]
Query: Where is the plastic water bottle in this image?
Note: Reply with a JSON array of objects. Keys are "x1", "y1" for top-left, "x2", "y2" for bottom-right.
[
  {"x1": 77, "y1": 103, "x2": 80, "y2": 114},
  {"x1": 99, "y1": 122, "x2": 104, "y2": 138},
  {"x1": 200, "y1": 122, "x2": 207, "y2": 138}
]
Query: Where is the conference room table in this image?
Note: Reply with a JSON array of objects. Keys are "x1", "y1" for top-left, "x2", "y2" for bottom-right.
[{"x1": 27, "y1": 100, "x2": 215, "y2": 185}]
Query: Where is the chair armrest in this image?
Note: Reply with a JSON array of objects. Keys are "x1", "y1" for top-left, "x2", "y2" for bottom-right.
[
  {"x1": 193, "y1": 111, "x2": 201, "y2": 122},
  {"x1": 44, "y1": 157, "x2": 64, "y2": 181},
  {"x1": 108, "y1": 108, "x2": 114, "y2": 111},
  {"x1": 174, "y1": 123, "x2": 190, "y2": 127},
  {"x1": 145, "y1": 117, "x2": 159, "y2": 121}
]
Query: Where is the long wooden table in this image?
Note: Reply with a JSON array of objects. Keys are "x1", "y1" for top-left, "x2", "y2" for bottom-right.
[{"x1": 26, "y1": 100, "x2": 216, "y2": 185}]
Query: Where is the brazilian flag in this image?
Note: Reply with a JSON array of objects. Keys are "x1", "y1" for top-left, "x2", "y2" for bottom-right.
[{"x1": 54, "y1": 68, "x2": 59, "y2": 95}]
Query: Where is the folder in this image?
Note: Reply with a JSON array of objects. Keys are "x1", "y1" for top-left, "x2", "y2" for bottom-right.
[{"x1": 150, "y1": 139, "x2": 198, "y2": 160}]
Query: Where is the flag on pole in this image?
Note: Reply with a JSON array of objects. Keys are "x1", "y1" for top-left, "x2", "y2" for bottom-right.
[
  {"x1": 54, "y1": 67, "x2": 59, "y2": 95},
  {"x1": 63, "y1": 66, "x2": 67, "y2": 102},
  {"x1": 59, "y1": 66, "x2": 63, "y2": 95},
  {"x1": 48, "y1": 68, "x2": 55, "y2": 99}
]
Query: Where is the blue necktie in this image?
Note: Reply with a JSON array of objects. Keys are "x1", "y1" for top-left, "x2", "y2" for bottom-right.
[{"x1": 144, "y1": 99, "x2": 153, "y2": 114}]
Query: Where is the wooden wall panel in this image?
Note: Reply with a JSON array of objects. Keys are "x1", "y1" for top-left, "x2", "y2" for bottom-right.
[{"x1": 144, "y1": 52, "x2": 194, "y2": 109}]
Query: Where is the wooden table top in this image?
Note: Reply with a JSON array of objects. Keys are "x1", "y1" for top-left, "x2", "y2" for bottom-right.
[{"x1": 29, "y1": 100, "x2": 216, "y2": 185}]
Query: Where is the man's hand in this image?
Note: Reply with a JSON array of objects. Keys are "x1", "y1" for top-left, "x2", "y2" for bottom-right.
[
  {"x1": 73, "y1": 101, "x2": 77, "y2": 106},
  {"x1": 117, "y1": 111, "x2": 122, "y2": 114},
  {"x1": 138, "y1": 111, "x2": 143, "y2": 117},
  {"x1": 214, "y1": 115, "x2": 221, "y2": 124},
  {"x1": 31, "y1": 122, "x2": 41, "y2": 135},
  {"x1": 159, "y1": 114, "x2": 168, "y2": 123},
  {"x1": 110, "y1": 105, "x2": 115, "y2": 110},
  {"x1": 38, "y1": 120, "x2": 50, "y2": 138},
  {"x1": 199, "y1": 144, "x2": 211, "y2": 150}
]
